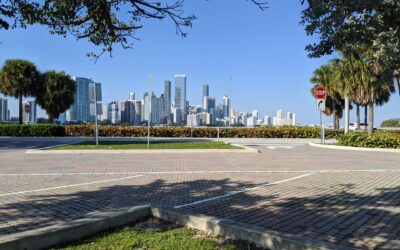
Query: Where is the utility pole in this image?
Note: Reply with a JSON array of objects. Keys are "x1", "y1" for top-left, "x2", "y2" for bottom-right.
[
  {"x1": 229, "y1": 70, "x2": 235, "y2": 128},
  {"x1": 147, "y1": 74, "x2": 152, "y2": 150}
]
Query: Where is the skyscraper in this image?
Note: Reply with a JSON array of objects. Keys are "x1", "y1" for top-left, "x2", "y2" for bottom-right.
[
  {"x1": 107, "y1": 101, "x2": 120, "y2": 124},
  {"x1": 164, "y1": 81, "x2": 171, "y2": 122},
  {"x1": 129, "y1": 92, "x2": 135, "y2": 101},
  {"x1": 203, "y1": 96, "x2": 216, "y2": 112},
  {"x1": 174, "y1": 74, "x2": 187, "y2": 124},
  {"x1": 22, "y1": 100, "x2": 37, "y2": 124},
  {"x1": 222, "y1": 95, "x2": 230, "y2": 118},
  {"x1": 0, "y1": 98, "x2": 8, "y2": 121},
  {"x1": 202, "y1": 84, "x2": 209, "y2": 100},
  {"x1": 120, "y1": 100, "x2": 135, "y2": 124},
  {"x1": 66, "y1": 77, "x2": 102, "y2": 123},
  {"x1": 133, "y1": 100, "x2": 142, "y2": 125}
]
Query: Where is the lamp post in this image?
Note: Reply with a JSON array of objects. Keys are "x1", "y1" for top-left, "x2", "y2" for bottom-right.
[
  {"x1": 228, "y1": 70, "x2": 235, "y2": 128},
  {"x1": 147, "y1": 74, "x2": 152, "y2": 150}
]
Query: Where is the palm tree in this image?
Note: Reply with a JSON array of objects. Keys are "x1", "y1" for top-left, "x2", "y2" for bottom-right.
[
  {"x1": 0, "y1": 59, "x2": 40, "y2": 124},
  {"x1": 310, "y1": 63, "x2": 344, "y2": 129},
  {"x1": 334, "y1": 51, "x2": 395, "y2": 134},
  {"x1": 36, "y1": 71, "x2": 76, "y2": 123}
]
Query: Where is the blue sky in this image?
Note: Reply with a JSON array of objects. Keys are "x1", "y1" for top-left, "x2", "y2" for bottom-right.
[{"x1": 0, "y1": 0, "x2": 399, "y2": 125}]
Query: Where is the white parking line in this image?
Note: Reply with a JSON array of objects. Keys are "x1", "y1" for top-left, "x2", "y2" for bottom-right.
[
  {"x1": 0, "y1": 174, "x2": 144, "y2": 197},
  {"x1": 1, "y1": 170, "x2": 400, "y2": 176},
  {"x1": 173, "y1": 173, "x2": 313, "y2": 209}
]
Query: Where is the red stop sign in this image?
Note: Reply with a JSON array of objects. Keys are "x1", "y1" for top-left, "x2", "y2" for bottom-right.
[{"x1": 314, "y1": 86, "x2": 327, "y2": 99}]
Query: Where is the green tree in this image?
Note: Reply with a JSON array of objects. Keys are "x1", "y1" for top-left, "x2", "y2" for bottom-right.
[
  {"x1": 1, "y1": 1, "x2": 267, "y2": 59},
  {"x1": 0, "y1": 59, "x2": 40, "y2": 124},
  {"x1": 300, "y1": 1, "x2": 400, "y2": 74},
  {"x1": 381, "y1": 119, "x2": 400, "y2": 128},
  {"x1": 36, "y1": 70, "x2": 76, "y2": 123},
  {"x1": 310, "y1": 63, "x2": 344, "y2": 129},
  {"x1": 333, "y1": 51, "x2": 395, "y2": 134}
]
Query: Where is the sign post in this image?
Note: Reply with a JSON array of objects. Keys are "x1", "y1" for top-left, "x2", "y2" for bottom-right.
[
  {"x1": 90, "y1": 82, "x2": 102, "y2": 147},
  {"x1": 314, "y1": 86, "x2": 327, "y2": 144}
]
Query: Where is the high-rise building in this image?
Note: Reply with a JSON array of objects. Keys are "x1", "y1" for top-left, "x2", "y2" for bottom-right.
[
  {"x1": 107, "y1": 101, "x2": 120, "y2": 124},
  {"x1": 202, "y1": 84, "x2": 209, "y2": 100},
  {"x1": 66, "y1": 77, "x2": 101, "y2": 123},
  {"x1": 129, "y1": 92, "x2": 135, "y2": 101},
  {"x1": 120, "y1": 100, "x2": 135, "y2": 124},
  {"x1": 263, "y1": 115, "x2": 272, "y2": 126},
  {"x1": 22, "y1": 100, "x2": 37, "y2": 124},
  {"x1": 174, "y1": 74, "x2": 187, "y2": 124},
  {"x1": 187, "y1": 114, "x2": 200, "y2": 127},
  {"x1": 101, "y1": 104, "x2": 108, "y2": 121},
  {"x1": 203, "y1": 96, "x2": 216, "y2": 112},
  {"x1": 277, "y1": 109, "x2": 284, "y2": 119},
  {"x1": 0, "y1": 98, "x2": 8, "y2": 121},
  {"x1": 133, "y1": 100, "x2": 142, "y2": 125},
  {"x1": 222, "y1": 96, "x2": 230, "y2": 118},
  {"x1": 252, "y1": 110, "x2": 259, "y2": 120},
  {"x1": 163, "y1": 81, "x2": 171, "y2": 123}
]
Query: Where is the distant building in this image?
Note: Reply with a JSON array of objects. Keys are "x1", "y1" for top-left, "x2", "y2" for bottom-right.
[
  {"x1": 202, "y1": 84, "x2": 209, "y2": 102},
  {"x1": 101, "y1": 104, "x2": 108, "y2": 121},
  {"x1": 22, "y1": 100, "x2": 37, "y2": 124},
  {"x1": 273, "y1": 109, "x2": 296, "y2": 126},
  {"x1": 203, "y1": 96, "x2": 216, "y2": 113},
  {"x1": 133, "y1": 100, "x2": 142, "y2": 125},
  {"x1": 252, "y1": 110, "x2": 259, "y2": 120},
  {"x1": 222, "y1": 96, "x2": 230, "y2": 118},
  {"x1": 246, "y1": 116, "x2": 257, "y2": 127},
  {"x1": 174, "y1": 74, "x2": 187, "y2": 124},
  {"x1": 0, "y1": 97, "x2": 9, "y2": 121},
  {"x1": 263, "y1": 115, "x2": 272, "y2": 126},
  {"x1": 129, "y1": 92, "x2": 135, "y2": 101},
  {"x1": 120, "y1": 100, "x2": 135, "y2": 124},
  {"x1": 187, "y1": 114, "x2": 200, "y2": 127},
  {"x1": 107, "y1": 101, "x2": 120, "y2": 124},
  {"x1": 66, "y1": 77, "x2": 101, "y2": 123},
  {"x1": 164, "y1": 81, "x2": 172, "y2": 123}
]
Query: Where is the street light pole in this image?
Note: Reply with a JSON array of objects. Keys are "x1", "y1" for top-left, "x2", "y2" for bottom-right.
[
  {"x1": 147, "y1": 74, "x2": 152, "y2": 150},
  {"x1": 229, "y1": 70, "x2": 235, "y2": 128}
]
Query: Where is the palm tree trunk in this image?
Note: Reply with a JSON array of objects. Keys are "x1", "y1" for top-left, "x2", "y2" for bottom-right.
[
  {"x1": 344, "y1": 96, "x2": 350, "y2": 134},
  {"x1": 367, "y1": 103, "x2": 374, "y2": 135},
  {"x1": 356, "y1": 105, "x2": 360, "y2": 130},
  {"x1": 364, "y1": 105, "x2": 368, "y2": 130},
  {"x1": 48, "y1": 113, "x2": 54, "y2": 124},
  {"x1": 18, "y1": 95, "x2": 23, "y2": 124}
]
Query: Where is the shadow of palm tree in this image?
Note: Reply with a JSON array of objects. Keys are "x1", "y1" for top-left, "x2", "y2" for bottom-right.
[{"x1": 1, "y1": 177, "x2": 400, "y2": 249}]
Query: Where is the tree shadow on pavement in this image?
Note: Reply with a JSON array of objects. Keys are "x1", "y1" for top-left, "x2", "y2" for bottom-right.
[{"x1": 1, "y1": 178, "x2": 400, "y2": 249}]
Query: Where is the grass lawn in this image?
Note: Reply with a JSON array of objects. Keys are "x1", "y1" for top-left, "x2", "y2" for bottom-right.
[
  {"x1": 58, "y1": 219, "x2": 260, "y2": 250},
  {"x1": 50, "y1": 140, "x2": 241, "y2": 150}
]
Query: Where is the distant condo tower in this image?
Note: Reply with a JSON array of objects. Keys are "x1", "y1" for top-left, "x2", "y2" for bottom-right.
[
  {"x1": 174, "y1": 75, "x2": 187, "y2": 124},
  {"x1": 202, "y1": 84, "x2": 209, "y2": 100}
]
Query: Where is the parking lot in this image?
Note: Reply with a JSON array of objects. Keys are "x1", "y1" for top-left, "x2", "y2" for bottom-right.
[{"x1": 1, "y1": 137, "x2": 400, "y2": 249}]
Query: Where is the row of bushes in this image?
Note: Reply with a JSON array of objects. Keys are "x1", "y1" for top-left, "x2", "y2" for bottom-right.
[
  {"x1": 336, "y1": 131, "x2": 400, "y2": 149},
  {"x1": 65, "y1": 125, "x2": 343, "y2": 138},
  {"x1": 0, "y1": 124, "x2": 65, "y2": 137},
  {"x1": 0, "y1": 124, "x2": 343, "y2": 138}
]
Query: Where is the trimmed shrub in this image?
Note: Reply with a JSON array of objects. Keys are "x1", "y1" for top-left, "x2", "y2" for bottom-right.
[
  {"x1": 65, "y1": 125, "x2": 342, "y2": 138},
  {"x1": 336, "y1": 131, "x2": 400, "y2": 149},
  {"x1": 0, "y1": 124, "x2": 65, "y2": 137}
]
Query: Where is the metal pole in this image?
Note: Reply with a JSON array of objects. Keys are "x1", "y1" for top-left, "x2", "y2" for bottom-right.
[
  {"x1": 344, "y1": 96, "x2": 350, "y2": 134},
  {"x1": 94, "y1": 84, "x2": 99, "y2": 146},
  {"x1": 217, "y1": 127, "x2": 220, "y2": 142},
  {"x1": 229, "y1": 70, "x2": 235, "y2": 128},
  {"x1": 147, "y1": 75, "x2": 152, "y2": 150},
  {"x1": 320, "y1": 110, "x2": 323, "y2": 144}
]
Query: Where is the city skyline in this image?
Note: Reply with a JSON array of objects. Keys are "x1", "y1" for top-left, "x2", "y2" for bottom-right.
[{"x1": 0, "y1": 1, "x2": 398, "y2": 124}]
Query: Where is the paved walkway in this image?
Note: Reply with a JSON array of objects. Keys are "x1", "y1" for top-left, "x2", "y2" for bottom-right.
[{"x1": 1, "y1": 138, "x2": 400, "y2": 249}]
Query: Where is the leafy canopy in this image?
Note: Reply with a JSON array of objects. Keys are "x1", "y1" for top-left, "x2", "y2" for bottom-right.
[{"x1": 1, "y1": 0, "x2": 267, "y2": 58}]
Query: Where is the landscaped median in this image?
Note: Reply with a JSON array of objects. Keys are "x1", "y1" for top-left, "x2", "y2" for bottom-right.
[
  {"x1": 0, "y1": 124, "x2": 343, "y2": 138},
  {"x1": 26, "y1": 140, "x2": 259, "y2": 154}
]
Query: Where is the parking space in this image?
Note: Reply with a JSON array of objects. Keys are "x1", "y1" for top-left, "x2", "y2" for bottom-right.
[{"x1": 1, "y1": 138, "x2": 400, "y2": 249}]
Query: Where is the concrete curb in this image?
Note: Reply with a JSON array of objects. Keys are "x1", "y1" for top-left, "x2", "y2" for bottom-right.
[
  {"x1": 309, "y1": 142, "x2": 400, "y2": 153},
  {"x1": 25, "y1": 144, "x2": 258, "y2": 154},
  {"x1": 152, "y1": 207, "x2": 348, "y2": 250},
  {"x1": 0, "y1": 206, "x2": 151, "y2": 250},
  {"x1": 0, "y1": 205, "x2": 349, "y2": 250}
]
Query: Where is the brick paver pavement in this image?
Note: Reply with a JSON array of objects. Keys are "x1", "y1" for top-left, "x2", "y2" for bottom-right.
[{"x1": 1, "y1": 139, "x2": 400, "y2": 249}]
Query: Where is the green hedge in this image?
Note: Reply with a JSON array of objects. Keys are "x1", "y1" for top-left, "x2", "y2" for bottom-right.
[
  {"x1": 0, "y1": 124, "x2": 65, "y2": 137},
  {"x1": 336, "y1": 131, "x2": 400, "y2": 149},
  {"x1": 65, "y1": 125, "x2": 343, "y2": 138}
]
